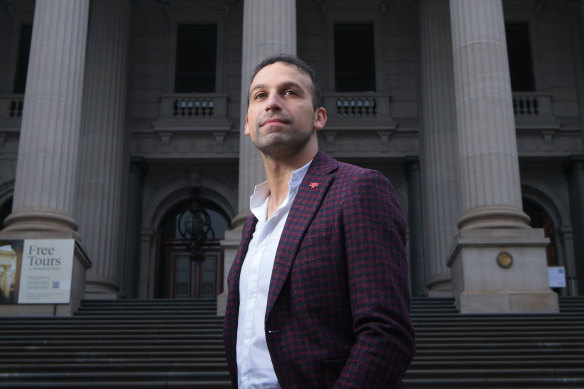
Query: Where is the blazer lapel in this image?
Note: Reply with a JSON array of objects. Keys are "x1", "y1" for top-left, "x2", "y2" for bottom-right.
[{"x1": 265, "y1": 151, "x2": 338, "y2": 317}]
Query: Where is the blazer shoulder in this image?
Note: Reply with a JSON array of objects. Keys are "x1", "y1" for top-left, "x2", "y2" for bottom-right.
[{"x1": 335, "y1": 160, "x2": 391, "y2": 185}]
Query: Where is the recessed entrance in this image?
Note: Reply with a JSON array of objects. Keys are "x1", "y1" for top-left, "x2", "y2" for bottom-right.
[
  {"x1": 155, "y1": 200, "x2": 229, "y2": 299},
  {"x1": 161, "y1": 241, "x2": 222, "y2": 298},
  {"x1": 523, "y1": 198, "x2": 558, "y2": 267}
]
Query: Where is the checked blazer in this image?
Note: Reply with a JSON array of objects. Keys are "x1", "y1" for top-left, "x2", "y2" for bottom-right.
[{"x1": 223, "y1": 151, "x2": 415, "y2": 388}]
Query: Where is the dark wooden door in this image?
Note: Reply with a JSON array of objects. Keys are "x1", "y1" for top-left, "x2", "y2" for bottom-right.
[{"x1": 162, "y1": 241, "x2": 223, "y2": 299}]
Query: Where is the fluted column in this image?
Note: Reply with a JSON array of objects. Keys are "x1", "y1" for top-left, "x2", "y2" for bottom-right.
[
  {"x1": 219, "y1": 0, "x2": 297, "y2": 315},
  {"x1": 3, "y1": 0, "x2": 90, "y2": 233},
  {"x1": 419, "y1": 0, "x2": 460, "y2": 295},
  {"x1": 448, "y1": 0, "x2": 557, "y2": 313},
  {"x1": 75, "y1": 0, "x2": 130, "y2": 298},
  {"x1": 450, "y1": 0, "x2": 528, "y2": 229},
  {"x1": 237, "y1": 0, "x2": 297, "y2": 218}
]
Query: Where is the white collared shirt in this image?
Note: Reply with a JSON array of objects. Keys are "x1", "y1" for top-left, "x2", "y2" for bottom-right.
[{"x1": 236, "y1": 160, "x2": 312, "y2": 389}]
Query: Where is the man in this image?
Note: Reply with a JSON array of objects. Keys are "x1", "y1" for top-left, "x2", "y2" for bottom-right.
[{"x1": 223, "y1": 54, "x2": 414, "y2": 388}]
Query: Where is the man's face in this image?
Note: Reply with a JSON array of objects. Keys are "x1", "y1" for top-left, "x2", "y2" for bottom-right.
[{"x1": 245, "y1": 62, "x2": 326, "y2": 158}]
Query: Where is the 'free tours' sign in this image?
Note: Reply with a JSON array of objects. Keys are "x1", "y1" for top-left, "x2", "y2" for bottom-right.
[{"x1": 17, "y1": 239, "x2": 75, "y2": 304}]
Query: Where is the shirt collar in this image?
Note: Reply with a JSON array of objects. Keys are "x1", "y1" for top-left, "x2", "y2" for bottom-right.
[{"x1": 249, "y1": 159, "x2": 313, "y2": 218}]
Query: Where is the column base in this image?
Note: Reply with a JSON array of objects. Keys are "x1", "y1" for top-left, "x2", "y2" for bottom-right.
[
  {"x1": 427, "y1": 276, "x2": 453, "y2": 297},
  {"x1": 448, "y1": 227, "x2": 559, "y2": 313},
  {"x1": 3, "y1": 208, "x2": 79, "y2": 236},
  {"x1": 84, "y1": 274, "x2": 120, "y2": 299}
]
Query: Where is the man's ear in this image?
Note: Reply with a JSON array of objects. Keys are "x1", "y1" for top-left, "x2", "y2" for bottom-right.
[
  {"x1": 313, "y1": 107, "x2": 327, "y2": 131},
  {"x1": 244, "y1": 115, "x2": 250, "y2": 135}
]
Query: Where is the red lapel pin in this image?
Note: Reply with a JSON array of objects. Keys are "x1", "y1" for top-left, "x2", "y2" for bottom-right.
[{"x1": 309, "y1": 182, "x2": 319, "y2": 189}]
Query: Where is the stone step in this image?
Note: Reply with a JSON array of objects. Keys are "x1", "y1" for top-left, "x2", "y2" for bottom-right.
[
  {"x1": 406, "y1": 367, "x2": 584, "y2": 378},
  {"x1": 402, "y1": 377, "x2": 584, "y2": 388},
  {"x1": 0, "y1": 350, "x2": 227, "y2": 358},
  {"x1": 0, "y1": 362, "x2": 229, "y2": 372},
  {"x1": 0, "y1": 381, "x2": 231, "y2": 389},
  {"x1": 0, "y1": 371, "x2": 231, "y2": 381},
  {"x1": 0, "y1": 357, "x2": 228, "y2": 364}
]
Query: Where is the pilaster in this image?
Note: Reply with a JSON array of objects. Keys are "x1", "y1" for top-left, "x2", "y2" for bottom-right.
[
  {"x1": 406, "y1": 157, "x2": 425, "y2": 297},
  {"x1": 122, "y1": 158, "x2": 148, "y2": 299},
  {"x1": 566, "y1": 156, "x2": 584, "y2": 295}
]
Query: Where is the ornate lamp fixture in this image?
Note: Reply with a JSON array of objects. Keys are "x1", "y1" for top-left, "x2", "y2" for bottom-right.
[{"x1": 178, "y1": 189, "x2": 215, "y2": 254}]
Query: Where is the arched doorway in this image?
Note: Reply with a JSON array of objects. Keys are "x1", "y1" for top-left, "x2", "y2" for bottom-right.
[
  {"x1": 155, "y1": 199, "x2": 229, "y2": 299},
  {"x1": 523, "y1": 198, "x2": 558, "y2": 267}
]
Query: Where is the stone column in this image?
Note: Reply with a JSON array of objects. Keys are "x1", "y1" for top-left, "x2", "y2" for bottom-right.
[
  {"x1": 448, "y1": 0, "x2": 557, "y2": 313},
  {"x1": 419, "y1": 0, "x2": 460, "y2": 296},
  {"x1": 3, "y1": 0, "x2": 89, "y2": 233},
  {"x1": 406, "y1": 157, "x2": 426, "y2": 297},
  {"x1": 218, "y1": 0, "x2": 297, "y2": 315},
  {"x1": 236, "y1": 0, "x2": 297, "y2": 217},
  {"x1": 0, "y1": 0, "x2": 91, "y2": 316},
  {"x1": 75, "y1": 0, "x2": 131, "y2": 299},
  {"x1": 122, "y1": 158, "x2": 147, "y2": 299}
]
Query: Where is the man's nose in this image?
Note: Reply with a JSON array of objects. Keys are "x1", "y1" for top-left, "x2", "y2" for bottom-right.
[{"x1": 265, "y1": 93, "x2": 282, "y2": 111}]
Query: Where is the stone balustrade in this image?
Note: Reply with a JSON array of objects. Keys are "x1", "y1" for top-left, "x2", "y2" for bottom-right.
[
  {"x1": 0, "y1": 92, "x2": 561, "y2": 132},
  {"x1": 512, "y1": 92, "x2": 553, "y2": 118},
  {"x1": 158, "y1": 93, "x2": 229, "y2": 120},
  {"x1": 0, "y1": 95, "x2": 24, "y2": 119},
  {"x1": 323, "y1": 92, "x2": 391, "y2": 118}
]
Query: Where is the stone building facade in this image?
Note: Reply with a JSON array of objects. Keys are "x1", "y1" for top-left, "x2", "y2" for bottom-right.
[{"x1": 0, "y1": 0, "x2": 583, "y2": 314}]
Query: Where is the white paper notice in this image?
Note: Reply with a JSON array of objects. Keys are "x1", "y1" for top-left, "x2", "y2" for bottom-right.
[
  {"x1": 18, "y1": 239, "x2": 75, "y2": 304},
  {"x1": 548, "y1": 266, "x2": 567, "y2": 288}
]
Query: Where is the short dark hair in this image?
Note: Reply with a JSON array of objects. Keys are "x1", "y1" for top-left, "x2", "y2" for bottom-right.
[{"x1": 248, "y1": 54, "x2": 323, "y2": 110}]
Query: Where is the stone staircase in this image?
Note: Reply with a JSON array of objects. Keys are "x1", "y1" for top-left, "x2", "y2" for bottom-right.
[
  {"x1": 0, "y1": 297, "x2": 582, "y2": 388},
  {"x1": 0, "y1": 298, "x2": 230, "y2": 388},
  {"x1": 406, "y1": 297, "x2": 584, "y2": 388}
]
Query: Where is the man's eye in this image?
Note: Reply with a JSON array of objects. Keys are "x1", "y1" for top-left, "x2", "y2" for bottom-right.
[
  {"x1": 284, "y1": 90, "x2": 296, "y2": 96},
  {"x1": 254, "y1": 92, "x2": 266, "y2": 99}
]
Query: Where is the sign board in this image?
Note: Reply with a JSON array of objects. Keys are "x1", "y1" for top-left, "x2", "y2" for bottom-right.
[
  {"x1": 548, "y1": 266, "x2": 567, "y2": 288},
  {"x1": 17, "y1": 239, "x2": 75, "y2": 304},
  {"x1": 0, "y1": 242, "x2": 20, "y2": 304}
]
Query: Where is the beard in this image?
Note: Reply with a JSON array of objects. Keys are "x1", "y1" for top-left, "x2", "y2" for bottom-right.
[{"x1": 251, "y1": 113, "x2": 316, "y2": 158}]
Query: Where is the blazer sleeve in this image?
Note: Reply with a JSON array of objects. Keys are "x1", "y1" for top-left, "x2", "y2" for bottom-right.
[{"x1": 335, "y1": 169, "x2": 415, "y2": 388}]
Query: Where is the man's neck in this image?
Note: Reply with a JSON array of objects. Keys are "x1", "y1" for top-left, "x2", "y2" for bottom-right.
[{"x1": 262, "y1": 149, "x2": 317, "y2": 219}]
